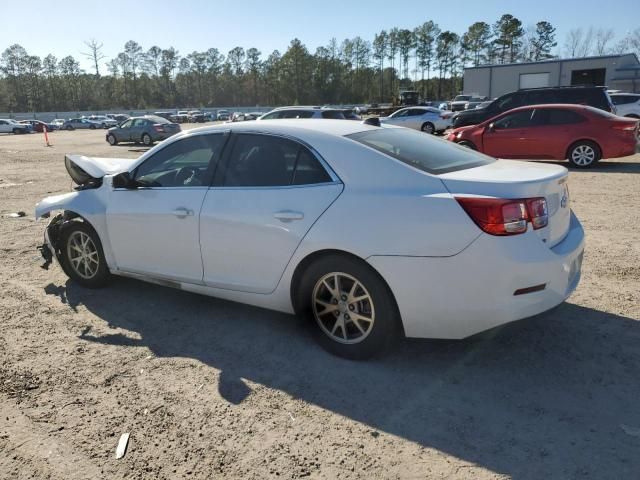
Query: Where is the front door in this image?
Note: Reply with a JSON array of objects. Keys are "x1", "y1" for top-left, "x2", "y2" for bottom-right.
[
  {"x1": 106, "y1": 133, "x2": 228, "y2": 283},
  {"x1": 200, "y1": 133, "x2": 342, "y2": 294},
  {"x1": 482, "y1": 109, "x2": 536, "y2": 158}
]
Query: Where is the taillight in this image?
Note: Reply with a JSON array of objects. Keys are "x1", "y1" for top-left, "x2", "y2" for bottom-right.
[
  {"x1": 455, "y1": 197, "x2": 548, "y2": 236},
  {"x1": 153, "y1": 124, "x2": 164, "y2": 132},
  {"x1": 611, "y1": 121, "x2": 638, "y2": 131}
]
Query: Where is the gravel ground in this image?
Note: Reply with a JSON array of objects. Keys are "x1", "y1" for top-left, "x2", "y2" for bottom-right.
[{"x1": 0, "y1": 128, "x2": 639, "y2": 480}]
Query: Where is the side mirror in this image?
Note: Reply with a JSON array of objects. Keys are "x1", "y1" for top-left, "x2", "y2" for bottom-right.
[
  {"x1": 112, "y1": 171, "x2": 137, "y2": 189},
  {"x1": 487, "y1": 123, "x2": 496, "y2": 133}
]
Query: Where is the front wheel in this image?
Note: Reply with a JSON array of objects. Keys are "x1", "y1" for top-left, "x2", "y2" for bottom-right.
[
  {"x1": 141, "y1": 133, "x2": 153, "y2": 146},
  {"x1": 66, "y1": 125, "x2": 74, "y2": 131},
  {"x1": 12, "y1": 128, "x2": 21, "y2": 134},
  {"x1": 59, "y1": 222, "x2": 110, "y2": 288},
  {"x1": 89, "y1": 124, "x2": 96, "y2": 130},
  {"x1": 107, "y1": 133, "x2": 118, "y2": 146},
  {"x1": 568, "y1": 141, "x2": 601, "y2": 168},
  {"x1": 297, "y1": 255, "x2": 400, "y2": 360},
  {"x1": 421, "y1": 122, "x2": 435, "y2": 134}
]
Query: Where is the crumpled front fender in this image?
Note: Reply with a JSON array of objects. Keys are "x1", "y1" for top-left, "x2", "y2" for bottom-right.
[{"x1": 35, "y1": 192, "x2": 80, "y2": 219}]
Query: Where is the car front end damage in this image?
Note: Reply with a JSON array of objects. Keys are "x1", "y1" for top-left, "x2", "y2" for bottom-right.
[{"x1": 37, "y1": 212, "x2": 68, "y2": 270}]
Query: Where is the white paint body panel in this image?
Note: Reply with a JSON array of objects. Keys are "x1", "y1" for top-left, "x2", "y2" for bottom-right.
[
  {"x1": 35, "y1": 120, "x2": 585, "y2": 339},
  {"x1": 200, "y1": 184, "x2": 343, "y2": 293}
]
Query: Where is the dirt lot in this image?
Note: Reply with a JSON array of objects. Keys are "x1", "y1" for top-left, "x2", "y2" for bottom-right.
[{"x1": 0, "y1": 128, "x2": 639, "y2": 480}]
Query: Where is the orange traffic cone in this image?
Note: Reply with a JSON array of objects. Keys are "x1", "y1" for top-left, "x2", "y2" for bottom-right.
[{"x1": 43, "y1": 125, "x2": 52, "y2": 147}]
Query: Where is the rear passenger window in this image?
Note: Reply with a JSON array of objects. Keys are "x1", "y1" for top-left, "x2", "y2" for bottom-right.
[
  {"x1": 223, "y1": 134, "x2": 331, "y2": 187},
  {"x1": 321, "y1": 110, "x2": 345, "y2": 119},
  {"x1": 292, "y1": 149, "x2": 332, "y2": 185},
  {"x1": 546, "y1": 109, "x2": 585, "y2": 125}
]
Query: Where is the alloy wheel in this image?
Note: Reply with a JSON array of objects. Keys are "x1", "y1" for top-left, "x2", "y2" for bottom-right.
[
  {"x1": 312, "y1": 272, "x2": 375, "y2": 344},
  {"x1": 571, "y1": 145, "x2": 596, "y2": 166},
  {"x1": 66, "y1": 231, "x2": 100, "y2": 280}
]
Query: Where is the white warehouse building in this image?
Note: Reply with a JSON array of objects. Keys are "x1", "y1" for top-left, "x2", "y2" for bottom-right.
[{"x1": 463, "y1": 53, "x2": 640, "y2": 98}]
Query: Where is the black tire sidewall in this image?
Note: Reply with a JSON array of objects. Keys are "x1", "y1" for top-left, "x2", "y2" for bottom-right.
[
  {"x1": 297, "y1": 255, "x2": 400, "y2": 360},
  {"x1": 421, "y1": 122, "x2": 435, "y2": 134},
  {"x1": 59, "y1": 222, "x2": 110, "y2": 288}
]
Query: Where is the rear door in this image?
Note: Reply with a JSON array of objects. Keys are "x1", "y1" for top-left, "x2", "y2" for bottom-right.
[
  {"x1": 482, "y1": 109, "x2": 536, "y2": 158},
  {"x1": 526, "y1": 108, "x2": 587, "y2": 159},
  {"x1": 200, "y1": 133, "x2": 342, "y2": 293},
  {"x1": 129, "y1": 118, "x2": 146, "y2": 142}
]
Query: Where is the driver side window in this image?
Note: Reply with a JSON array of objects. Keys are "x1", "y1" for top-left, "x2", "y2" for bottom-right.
[
  {"x1": 134, "y1": 134, "x2": 226, "y2": 188},
  {"x1": 494, "y1": 110, "x2": 535, "y2": 130},
  {"x1": 120, "y1": 119, "x2": 133, "y2": 129}
]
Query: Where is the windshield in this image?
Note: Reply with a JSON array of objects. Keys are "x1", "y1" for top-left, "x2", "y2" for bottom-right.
[
  {"x1": 454, "y1": 95, "x2": 471, "y2": 101},
  {"x1": 347, "y1": 128, "x2": 494, "y2": 175}
]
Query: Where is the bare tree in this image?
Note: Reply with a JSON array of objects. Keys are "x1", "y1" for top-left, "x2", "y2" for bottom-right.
[
  {"x1": 564, "y1": 28, "x2": 584, "y2": 57},
  {"x1": 594, "y1": 28, "x2": 614, "y2": 55},
  {"x1": 82, "y1": 39, "x2": 105, "y2": 76}
]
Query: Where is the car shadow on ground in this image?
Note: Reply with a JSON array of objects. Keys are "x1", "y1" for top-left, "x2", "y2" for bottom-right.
[
  {"x1": 534, "y1": 159, "x2": 640, "y2": 174},
  {"x1": 45, "y1": 278, "x2": 640, "y2": 478}
]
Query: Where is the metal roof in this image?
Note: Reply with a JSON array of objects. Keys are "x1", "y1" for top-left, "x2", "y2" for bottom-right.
[{"x1": 465, "y1": 53, "x2": 640, "y2": 71}]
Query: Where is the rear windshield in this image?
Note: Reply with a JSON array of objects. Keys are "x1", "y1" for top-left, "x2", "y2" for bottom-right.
[
  {"x1": 146, "y1": 115, "x2": 171, "y2": 124},
  {"x1": 347, "y1": 128, "x2": 494, "y2": 175}
]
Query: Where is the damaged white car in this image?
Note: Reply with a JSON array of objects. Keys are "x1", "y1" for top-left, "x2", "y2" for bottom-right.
[{"x1": 36, "y1": 120, "x2": 585, "y2": 359}]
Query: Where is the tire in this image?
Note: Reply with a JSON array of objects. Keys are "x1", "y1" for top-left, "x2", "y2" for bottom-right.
[
  {"x1": 59, "y1": 222, "x2": 110, "y2": 288},
  {"x1": 297, "y1": 254, "x2": 400, "y2": 360},
  {"x1": 107, "y1": 134, "x2": 118, "y2": 146},
  {"x1": 458, "y1": 140, "x2": 477, "y2": 150},
  {"x1": 12, "y1": 128, "x2": 21, "y2": 134},
  {"x1": 66, "y1": 125, "x2": 74, "y2": 131},
  {"x1": 89, "y1": 124, "x2": 96, "y2": 130},
  {"x1": 567, "y1": 141, "x2": 601, "y2": 168},
  {"x1": 421, "y1": 122, "x2": 435, "y2": 134},
  {"x1": 141, "y1": 133, "x2": 153, "y2": 146}
]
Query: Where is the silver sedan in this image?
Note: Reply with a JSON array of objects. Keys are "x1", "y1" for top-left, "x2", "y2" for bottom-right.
[{"x1": 380, "y1": 107, "x2": 453, "y2": 134}]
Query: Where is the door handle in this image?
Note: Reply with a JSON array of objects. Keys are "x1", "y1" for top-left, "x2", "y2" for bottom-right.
[
  {"x1": 173, "y1": 207, "x2": 194, "y2": 218},
  {"x1": 273, "y1": 210, "x2": 304, "y2": 222}
]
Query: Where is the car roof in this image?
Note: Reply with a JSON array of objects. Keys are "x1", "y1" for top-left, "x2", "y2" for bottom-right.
[
  {"x1": 185, "y1": 118, "x2": 377, "y2": 138},
  {"x1": 503, "y1": 103, "x2": 595, "y2": 112},
  {"x1": 270, "y1": 106, "x2": 342, "y2": 112}
]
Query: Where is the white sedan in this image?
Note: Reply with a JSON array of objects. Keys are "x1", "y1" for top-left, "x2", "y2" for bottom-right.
[
  {"x1": 380, "y1": 106, "x2": 454, "y2": 134},
  {"x1": 36, "y1": 120, "x2": 584, "y2": 359}
]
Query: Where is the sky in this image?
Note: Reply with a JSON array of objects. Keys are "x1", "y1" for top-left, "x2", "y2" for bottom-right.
[{"x1": 1, "y1": 0, "x2": 637, "y2": 71}]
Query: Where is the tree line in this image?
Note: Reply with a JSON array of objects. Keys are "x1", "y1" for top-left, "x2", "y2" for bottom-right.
[{"x1": 1, "y1": 15, "x2": 638, "y2": 113}]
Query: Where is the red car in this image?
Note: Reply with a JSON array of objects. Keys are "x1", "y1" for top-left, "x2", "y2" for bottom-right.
[{"x1": 447, "y1": 104, "x2": 639, "y2": 168}]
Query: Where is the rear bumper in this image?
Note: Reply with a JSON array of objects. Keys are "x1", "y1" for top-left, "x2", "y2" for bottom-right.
[{"x1": 368, "y1": 211, "x2": 585, "y2": 339}]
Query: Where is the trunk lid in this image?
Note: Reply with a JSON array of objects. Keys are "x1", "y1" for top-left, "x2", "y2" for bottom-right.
[
  {"x1": 439, "y1": 159, "x2": 571, "y2": 247},
  {"x1": 65, "y1": 154, "x2": 138, "y2": 185}
]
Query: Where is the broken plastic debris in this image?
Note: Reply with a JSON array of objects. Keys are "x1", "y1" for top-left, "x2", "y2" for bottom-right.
[
  {"x1": 115, "y1": 432, "x2": 130, "y2": 459},
  {"x1": 5, "y1": 211, "x2": 26, "y2": 218}
]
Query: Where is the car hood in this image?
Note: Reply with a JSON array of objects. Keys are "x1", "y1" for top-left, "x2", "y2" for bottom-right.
[{"x1": 65, "y1": 154, "x2": 138, "y2": 185}]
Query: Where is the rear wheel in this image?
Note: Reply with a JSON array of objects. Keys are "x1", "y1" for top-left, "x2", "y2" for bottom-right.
[
  {"x1": 421, "y1": 122, "x2": 435, "y2": 134},
  {"x1": 66, "y1": 125, "x2": 74, "y2": 131},
  {"x1": 568, "y1": 141, "x2": 601, "y2": 168},
  {"x1": 297, "y1": 255, "x2": 400, "y2": 360},
  {"x1": 458, "y1": 140, "x2": 477, "y2": 150},
  {"x1": 107, "y1": 133, "x2": 117, "y2": 146},
  {"x1": 142, "y1": 133, "x2": 153, "y2": 146},
  {"x1": 89, "y1": 124, "x2": 96, "y2": 130},
  {"x1": 59, "y1": 222, "x2": 110, "y2": 288}
]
